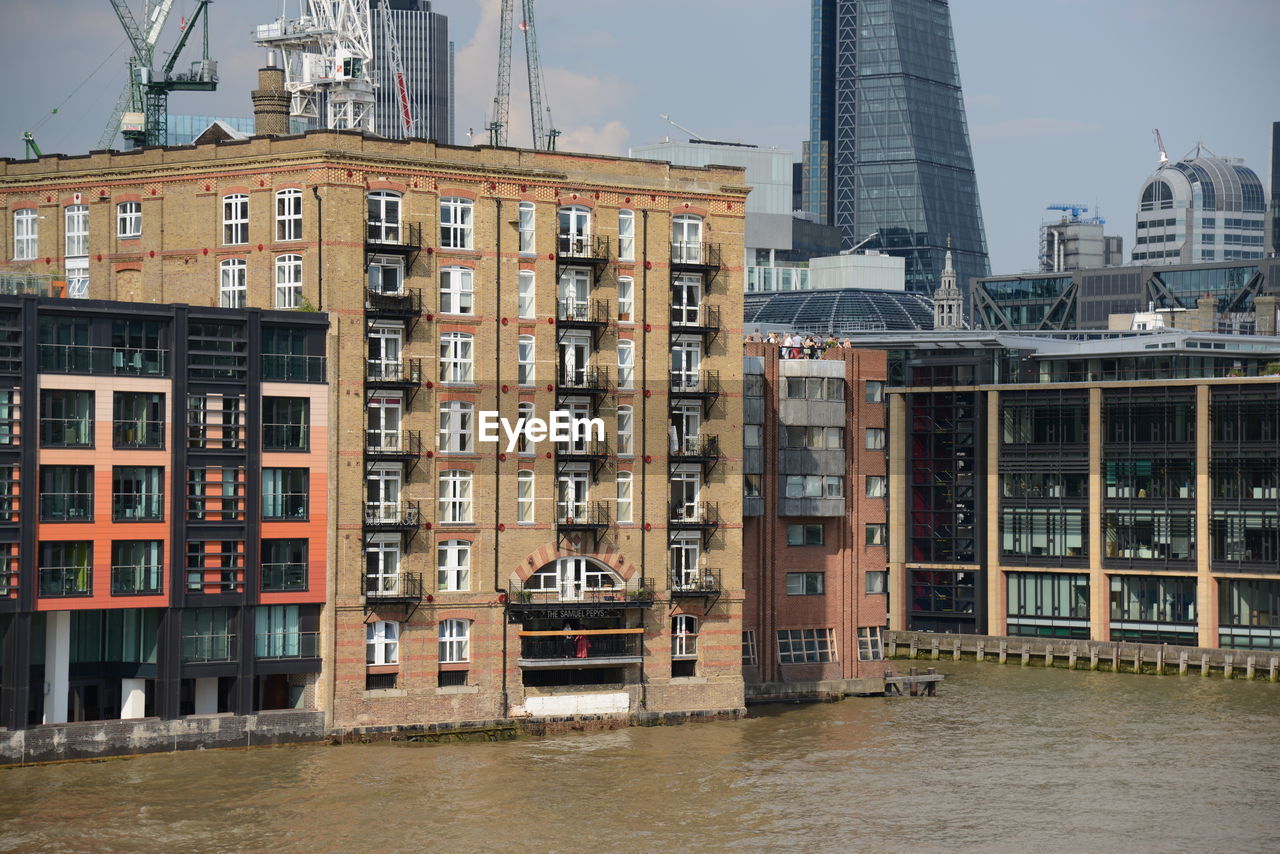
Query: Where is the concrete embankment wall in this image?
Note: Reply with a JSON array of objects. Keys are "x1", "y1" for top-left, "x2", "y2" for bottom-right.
[
  {"x1": 0, "y1": 710, "x2": 327, "y2": 767},
  {"x1": 744, "y1": 677, "x2": 885, "y2": 704},
  {"x1": 887, "y1": 630, "x2": 1280, "y2": 681}
]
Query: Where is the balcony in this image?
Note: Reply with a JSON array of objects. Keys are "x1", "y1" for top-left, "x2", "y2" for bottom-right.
[
  {"x1": 366, "y1": 358, "x2": 422, "y2": 390},
  {"x1": 255, "y1": 631, "x2": 320, "y2": 660},
  {"x1": 112, "y1": 493, "x2": 165, "y2": 522},
  {"x1": 555, "y1": 437, "x2": 611, "y2": 479},
  {"x1": 669, "y1": 370, "x2": 720, "y2": 414},
  {"x1": 669, "y1": 434, "x2": 720, "y2": 465},
  {"x1": 263, "y1": 423, "x2": 309, "y2": 453},
  {"x1": 39, "y1": 417, "x2": 93, "y2": 449},
  {"x1": 670, "y1": 241, "x2": 721, "y2": 272},
  {"x1": 262, "y1": 353, "x2": 326, "y2": 383},
  {"x1": 113, "y1": 419, "x2": 165, "y2": 450},
  {"x1": 671, "y1": 568, "x2": 722, "y2": 596},
  {"x1": 366, "y1": 429, "x2": 422, "y2": 462},
  {"x1": 670, "y1": 304, "x2": 721, "y2": 342},
  {"x1": 111, "y1": 564, "x2": 163, "y2": 595},
  {"x1": 364, "y1": 499, "x2": 421, "y2": 531},
  {"x1": 556, "y1": 501, "x2": 611, "y2": 533},
  {"x1": 37, "y1": 344, "x2": 168, "y2": 377},
  {"x1": 508, "y1": 577, "x2": 655, "y2": 612},
  {"x1": 670, "y1": 501, "x2": 719, "y2": 529},
  {"x1": 182, "y1": 633, "x2": 238, "y2": 664},
  {"x1": 365, "y1": 571, "x2": 424, "y2": 604},
  {"x1": 365, "y1": 219, "x2": 423, "y2": 254},
  {"x1": 184, "y1": 566, "x2": 245, "y2": 595},
  {"x1": 261, "y1": 562, "x2": 307, "y2": 592},
  {"x1": 39, "y1": 492, "x2": 94, "y2": 522},
  {"x1": 556, "y1": 234, "x2": 612, "y2": 274},
  {"x1": 517, "y1": 628, "x2": 644, "y2": 667},
  {"x1": 556, "y1": 298, "x2": 611, "y2": 331},
  {"x1": 557, "y1": 367, "x2": 611, "y2": 400},
  {"x1": 365, "y1": 286, "x2": 424, "y2": 319},
  {"x1": 39, "y1": 566, "x2": 93, "y2": 597}
]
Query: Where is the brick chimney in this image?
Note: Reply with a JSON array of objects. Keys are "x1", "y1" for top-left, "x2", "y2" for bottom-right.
[
  {"x1": 252, "y1": 52, "x2": 290, "y2": 136},
  {"x1": 1196, "y1": 293, "x2": 1217, "y2": 333}
]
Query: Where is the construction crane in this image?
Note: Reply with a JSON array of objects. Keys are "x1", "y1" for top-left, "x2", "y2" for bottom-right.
[
  {"x1": 103, "y1": 0, "x2": 218, "y2": 149},
  {"x1": 1153, "y1": 128, "x2": 1168, "y2": 165},
  {"x1": 22, "y1": 132, "x2": 42, "y2": 160},
  {"x1": 489, "y1": 0, "x2": 558, "y2": 150},
  {"x1": 375, "y1": 0, "x2": 415, "y2": 137},
  {"x1": 256, "y1": 1, "x2": 377, "y2": 132},
  {"x1": 1046, "y1": 203, "x2": 1104, "y2": 225}
]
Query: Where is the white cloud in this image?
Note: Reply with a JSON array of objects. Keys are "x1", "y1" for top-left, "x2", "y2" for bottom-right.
[{"x1": 555, "y1": 120, "x2": 630, "y2": 157}]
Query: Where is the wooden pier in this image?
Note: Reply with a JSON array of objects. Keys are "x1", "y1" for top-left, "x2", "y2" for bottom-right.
[{"x1": 884, "y1": 667, "x2": 944, "y2": 696}]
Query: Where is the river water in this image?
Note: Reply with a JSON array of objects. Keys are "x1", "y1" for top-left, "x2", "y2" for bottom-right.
[{"x1": 3, "y1": 662, "x2": 1278, "y2": 854}]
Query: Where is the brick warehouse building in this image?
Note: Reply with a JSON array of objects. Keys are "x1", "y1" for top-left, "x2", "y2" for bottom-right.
[
  {"x1": 742, "y1": 342, "x2": 890, "y2": 693},
  {"x1": 0, "y1": 281, "x2": 329, "y2": 732},
  {"x1": 0, "y1": 131, "x2": 747, "y2": 734}
]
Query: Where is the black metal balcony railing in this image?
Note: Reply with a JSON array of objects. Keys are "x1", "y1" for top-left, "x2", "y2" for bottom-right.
[
  {"x1": 671, "y1": 304, "x2": 721, "y2": 332},
  {"x1": 364, "y1": 500, "x2": 421, "y2": 529},
  {"x1": 669, "y1": 370, "x2": 720, "y2": 396},
  {"x1": 509, "y1": 577, "x2": 655, "y2": 609},
  {"x1": 518, "y1": 630, "x2": 644, "y2": 662},
  {"x1": 366, "y1": 358, "x2": 423, "y2": 384},
  {"x1": 262, "y1": 353, "x2": 326, "y2": 383},
  {"x1": 670, "y1": 241, "x2": 722, "y2": 269},
  {"x1": 558, "y1": 367, "x2": 611, "y2": 394},
  {"x1": 37, "y1": 344, "x2": 168, "y2": 377},
  {"x1": 0, "y1": 568, "x2": 17, "y2": 598},
  {"x1": 263, "y1": 423, "x2": 309, "y2": 452},
  {"x1": 39, "y1": 566, "x2": 92, "y2": 597},
  {"x1": 556, "y1": 299, "x2": 611, "y2": 325},
  {"x1": 670, "y1": 501, "x2": 720, "y2": 526},
  {"x1": 366, "y1": 287, "x2": 424, "y2": 316},
  {"x1": 113, "y1": 419, "x2": 165, "y2": 449},
  {"x1": 556, "y1": 501, "x2": 611, "y2": 529},
  {"x1": 262, "y1": 494, "x2": 309, "y2": 521},
  {"x1": 39, "y1": 492, "x2": 93, "y2": 522},
  {"x1": 365, "y1": 571, "x2": 425, "y2": 602},
  {"x1": 39, "y1": 417, "x2": 93, "y2": 448},
  {"x1": 261, "y1": 562, "x2": 308, "y2": 592},
  {"x1": 366, "y1": 429, "x2": 422, "y2": 457},
  {"x1": 557, "y1": 234, "x2": 612, "y2": 262},
  {"x1": 111, "y1": 564, "x2": 163, "y2": 595},
  {"x1": 255, "y1": 631, "x2": 320, "y2": 660},
  {"x1": 671, "y1": 568, "x2": 722, "y2": 594},
  {"x1": 182, "y1": 633, "x2": 238, "y2": 663},
  {"x1": 555, "y1": 437, "x2": 611, "y2": 459},
  {"x1": 366, "y1": 219, "x2": 423, "y2": 250},
  {"x1": 113, "y1": 493, "x2": 165, "y2": 522},
  {"x1": 669, "y1": 434, "x2": 720, "y2": 460}
]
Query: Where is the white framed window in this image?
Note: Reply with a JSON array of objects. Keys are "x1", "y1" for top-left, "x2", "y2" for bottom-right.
[
  {"x1": 556, "y1": 466, "x2": 590, "y2": 522},
  {"x1": 439, "y1": 619, "x2": 470, "y2": 663},
  {"x1": 669, "y1": 533, "x2": 701, "y2": 589},
  {"x1": 518, "y1": 201, "x2": 536, "y2": 254},
  {"x1": 365, "y1": 464, "x2": 402, "y2": 524},
  {"x1": 65, "y1": 205, "x2": 88, "y2": 257},
  {"x1": 672, "y1": 214, "x2": 703, "y2": 263},
  {"x1": 741, "y1": 630, "x2": 758, "y2": 667},
  {"x1": 438, "y1": 400, "x2": 474, "y2": 453},
  {"x1": 518, "y1": 270, "x2": 536, "y2": 319},
  {"x1": 367, "y1": 323, "x2": 403, "y2": 380},
  {"x1": 866, "y1": 428, "x2": 886, "y2": 450},
  {"x1": 670, "y1": 467, "x2": 702, "y2": 521},
  {"x1": 440, "y1": 266, "x2": 474, "y2": 315},
  {"x1": 12, "y1": 210, "x2": 37, "y2": 261},
  {"x1": 777, "y1": 628, "x2": 835, "y2": 664},
  {"x1": 618, "y1": 209, "x2": 635, "y2": 261},
  {"x1": 275, "y1": 253, "x2": 302, "y2": 309},
  {"x1": 116, "y1": 202, "x2": 141, "y2": 239},
  {"x1": 65, "y1": 258, "x2": 89, "y2": 300},
  {"x1": 517, "y1": 469, "x2": 535, "y2": 523},
  {"x1": 616, "y1": 405, "x2": 633, "y2": 456},
  {"x1": 857, "y1": 627, "x2": 884, "y2": 661},
  {"x1": 558, "y1": 205, "x2": 591, "y2": 255},
  {"x1": 366, "y1": 393, "x2": 403, "y2": 452},
  {"x1": 367, "y1": 191, "x2": 401, "y2": 243},
  {"x1": 517, "y1": 335, "x2": 536, "y2": 386},
  {"x1": 439, "y1": 469, "x2": 473, "y2": 523},
  {"x1": 437, "y1": 540, "x2": 471, "y2": 592},
  {"x1": 670, "y1": 337, "x2": 702, "y2": 390},
  {"x1": 366, "y1": 620, "x2": 399, "y2": 665},
  {"x1": 440, "y1": 197, "x2": 473, "y2": 249},
  {"x1": 617, "y1": 340, "x2": 634, "y2": 389},
  {"x1": 365, "y1": 534, "x2": 402, "y2": 595},
  {"x1": 368, "y1": 255, "x2": 404, "y2": 295},
  {"x1": 222, "y1": 194, "x2": 248, "y2": 245},
  {"x1": 558, "y1": 268, "x2": 590, "y2": 320},
  {"x1": 672, "y1": 614, "x2": 698, "y2": 659},
  {"x1": 517, "y1": 402, "x2": 535, "y2": 454},
  {"x1": 617, "y1": 276, "x2": 634, "y2": 322},
  {"x1": 616, "y1": 471, "x2": 633, "y2": 523},
  {"x1": 671, "y1": 274, "x2": 702, "y2": 326},
  {"x1": 219, "y1": 259, "x2": 247, "y2": 308},
  {"x1": 866, "y1": 476, "x2": 887, "y2": 498},
  {"x1": 276, "y1": 189, "x2": 302, "y2": 241},
  {"x1": 439, "y1": 332, "x2": 474, "y2": 384}
]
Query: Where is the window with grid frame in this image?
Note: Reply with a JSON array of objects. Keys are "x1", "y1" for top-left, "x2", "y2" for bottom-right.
[
  {"x1": 437, "y1": 539, "x2": 471, "y2": 591},
  {"x1": 616, "y1": 405, "x2": 633, "y2": 456},
  {"x1": 440, "y1": 266, "x2": 474, "y2": 315},
  {"x1": 617, "y1": 340, "x2": 635, "y2": 389},
  {"x1": 366, "y1": 620, "x2": 399, "y2": 665},
  {"x1": 275, "y1": 189, "x2": 302, "y2": 241},
  {"x1": 439, "y1": 333, "x2": 474, "y2": 384},
  {"x1": 12, "y1": 209, "x2": 37, "y2": 260},
  {"x1": 777, "y1": 628, "x2": 835, "y2": 663},
  {"x1": 440, "y1": 197, "x2": 474, "y2": 249},
  {"x1": 438, "y1": 470, "x2": 472, "y2": 523},
  {"x1": 518, "y1": 270, "x2": 536, "y2": 318},
  {"x1": 857, "y1": 627, "x2": 884, "y2": 661},
  {"x1": 518, "y1": 201, "x2": 536, "y2": 254},
  {"x1": 617, "y1": 275, "x2": 634, "y2": 322},
  {"x1": 222, "y1": 194, "x2": 248, "y2": 245},
  {"x1": 219, "y1": 259, "x2": 247, "y2": 308},
  {"x1": 275, "y1": 254, "x2": 302, "y2": 309},
  {"x1": 672, "y1": 614, "x2": 698, "y2": 658},
  {"x1": 618, "y1": 209, "x2": 635, "y2": 261},
  {"x1": 866, "y1": 476, "x2": 887, "y2": 498},
  {"x1": 786, "y1": 572, "x2": 825, "y2": 596},
  {"x1": 517, "y1": 336, "x2": 536, "y2": 386},
  {"x1": 517, "y1": 402, "x2": 535, "y2": 454},
  {"x1": 741, "y1": 630, "x2": 758, "y2": 666},
  {"x1": 117, "y1": 202, "x2": 142, "y2": 239},
  {"x1": 437, "y1": 400, "x2": 474, "y2": 453},
  {"x1": 65, "y1": 205, "x2": 88, "y2": 257},
  {"x1": 439, "y1": 618, "x2": 470, "y2": 663},
  {"x1": 517, "y1": 470, "x2": 535, "y2": 523},
  {"x1": 616, "y1": 471, "x2": 633, "y2": 524}
]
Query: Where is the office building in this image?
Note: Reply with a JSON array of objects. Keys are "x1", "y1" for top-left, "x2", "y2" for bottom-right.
[
  {"x1": 742, "y1": 343, "x2": 890, "y2": 692},
  {"x1": 801, "y1": 0, "x2": 990, "y2": 294},
  {"x1": 1133, "y1": 144, "x2": 1267, "y2": 265},
  {"x1": 371, "y1": 0, "x2": 452, "y2": 143},
  {"x1": 0, "y1": 278, "x2": 328, "y2": 731},
  {"x1": 0, "y1": 130, "x2": 746, "y2": 736},
  {"x1": 1039, "y1": 209, "x2": 1124, "y2": 273}
]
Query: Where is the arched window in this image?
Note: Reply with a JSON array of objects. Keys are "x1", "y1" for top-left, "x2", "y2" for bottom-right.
[
  {"x1": 671, "y1": 214, "x2": 703, "y2": 263},
  {"x1": 523, "y1": 556, "x2": 622, "y2": 601},
  {"x1": 558, "y1": 205, "x2": 591, "y2": 256},
  {"x1": 276, "y1": 189, "x2": 302, "y2": 241},
  {"x1": 275, "y1": 253, "x2": 302, "y2": 309},
  {"x1": 367, "y1": 191, "x2": 401, "y2": 243},
  {"x1": 439, "y1": 619, "x2": 470, "y2": 663},
  {"x1": 222, "y1": 194, "x2": 248, "y2": 245},
  {"x1": 517, "y1": 469, "x2": 535, "y2": 523},
  {"x1": 518, "y1": 200, "x2": 536, "y2": 254},
  {"x1": 219, "y1": 258, "x2": 246, "y2": 308},
  {"x1": 672, "y1": 615, "x2": 698, "y2": 658}
]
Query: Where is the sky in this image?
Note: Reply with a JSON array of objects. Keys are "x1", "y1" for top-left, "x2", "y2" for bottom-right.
[{"x1": 2, "y1": 0, "x2": 1278, "y2": 275}]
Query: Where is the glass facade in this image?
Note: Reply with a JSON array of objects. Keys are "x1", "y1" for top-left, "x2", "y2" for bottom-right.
[
  {"x1": 371, "y1": 0, "x2": 452, "y2": 143},
  {"x1": 804, "y1": 0, "x2": 990, "y2": 294}
]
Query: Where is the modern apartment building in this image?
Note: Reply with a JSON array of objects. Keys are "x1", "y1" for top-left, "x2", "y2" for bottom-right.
[
  {"x1": 874, "y1": 328, "x2": 1280, "y2": 650},
  {"x1": 742, "y1": 343, "x2": 890, "y2": 689},
  {"x1": 0, "y1": 131, "x2": 747, "y2": 731},
  {"x1": 0, "y1": 279, "x2": 328, "y2": 731}
]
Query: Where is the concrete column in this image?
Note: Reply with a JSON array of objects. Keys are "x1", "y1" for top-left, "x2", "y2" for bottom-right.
[
  {"x1": 42, "y1": 611, "x2": 71, "y2": 724},
  {"x1": 121, "y1": 678, "x2": 147, "y2": 720},
  {"x1": 1195, "y1": 384, "x2": 1216, "y2": 648},
  {"x1": 888, "y1": 393, "x2": 908, "y2": 631},
  {"x1": 985, "y1": 391, "x2": 1004, "y2": 635},
  {"x1": 194, "y1": 677, "x2": 219, "y2": 714},
  {"x1": 1088, "y1": 387, "x2": 1107, "y2": 641},
  {"x1": 1254, "y1": 295, "x2": 1278, "y2": 336}
]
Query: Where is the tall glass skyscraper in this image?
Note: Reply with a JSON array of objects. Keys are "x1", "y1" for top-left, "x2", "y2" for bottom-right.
[
  {"x1": 802, "y1": 0, "x2": 990, "y2": 295},
  {"x1": 371, "y1": 0, "x2": 453, "y2": 143}
]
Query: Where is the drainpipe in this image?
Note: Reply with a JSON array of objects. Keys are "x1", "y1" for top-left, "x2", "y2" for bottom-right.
[
  {"x1": 312, "y1": 186, "x2": 324, "y2": 310},
  {"x1": 494, "y1": 196, "x2": 509, "y2": 718},
  {"x1": 639, "y1": 209, "x2": 650, "y2": 711}
]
